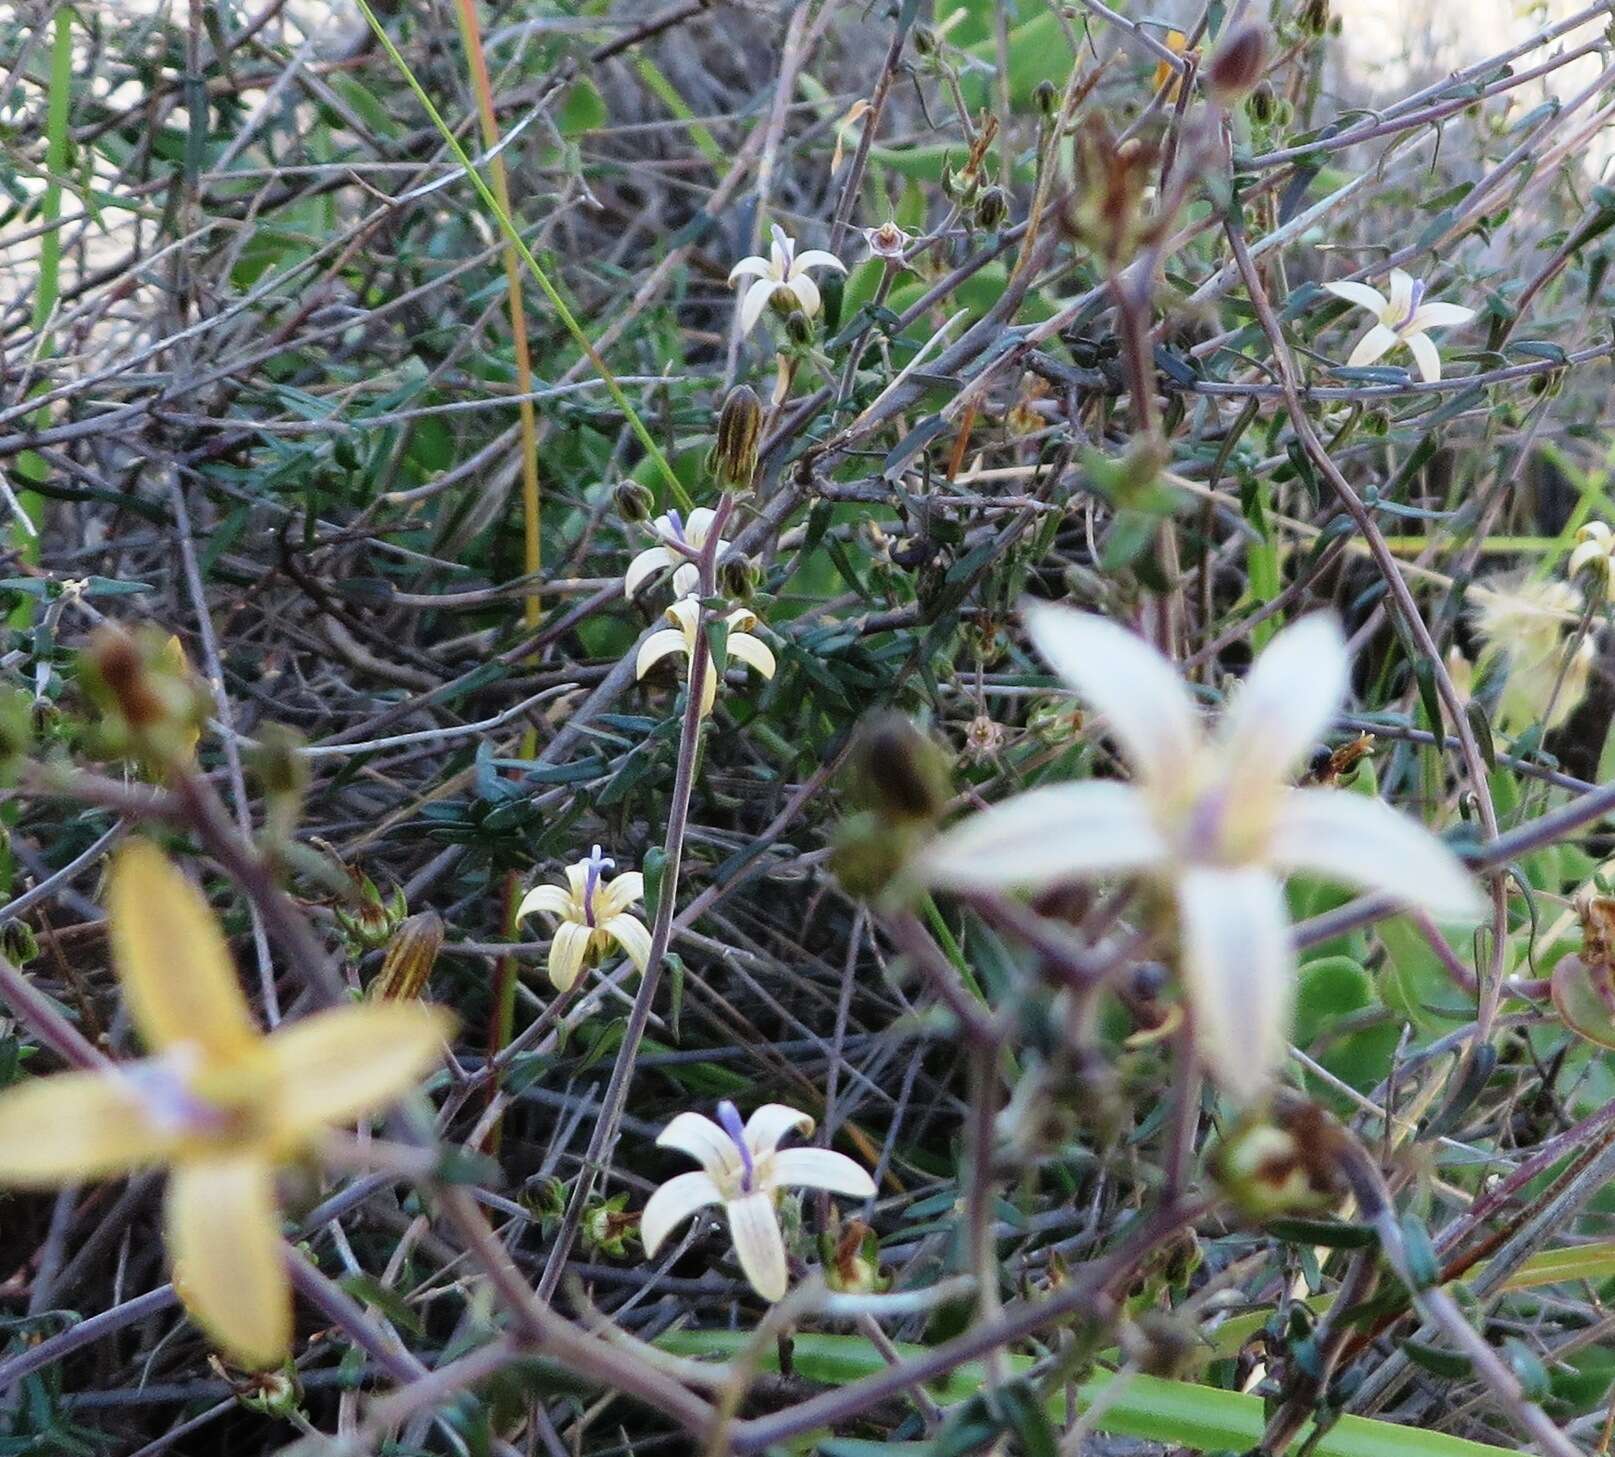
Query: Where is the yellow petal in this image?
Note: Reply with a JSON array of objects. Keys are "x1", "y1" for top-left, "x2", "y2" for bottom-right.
[
  {"x1": 167, "y1": 1154, "x2": 290, "y2": 1369},
  {"x1": 549, "y1": 921, "x2": 592, "y2": 991},
  {"x1": 0, "y1": 1067, "x2": 180, "y2": 1187},
  {"x1": 108, "y1": 841, "x2": 260, "y2": 1059},
  {"x1": 265, "y1": 1003, "x2": 453, "y2": 1142}
]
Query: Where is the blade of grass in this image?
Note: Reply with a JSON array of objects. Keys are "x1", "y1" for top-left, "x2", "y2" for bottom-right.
[{"x1": 351, "y1": 0, "x2": 693, "y2": 515}]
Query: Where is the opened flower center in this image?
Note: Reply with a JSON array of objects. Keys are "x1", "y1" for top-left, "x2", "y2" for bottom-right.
[
  {"x1": 116, "y1": 1044, "x2": 238, "y2": 1140},
  {"x1": 1391, "y1": 278, "x2": 1424, "y2": 334},
  {"x1": 582, "y1": 844, "x2": 615, "y2": 928}
]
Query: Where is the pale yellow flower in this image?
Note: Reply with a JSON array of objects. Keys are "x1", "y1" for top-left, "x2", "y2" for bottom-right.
[
  {"x1": 635, "y1": 597, "x2": 776, "y2": 717},
  {"x1": 641, "y1": 1101, "x2": 875, "y2": 1301},
  {"x1": 1471, "y1": 575, "x2": 1593, "y2": 731},
  {"x1": 728, "y1": 225, "x2": 846, "y2": 336},
  {"x1": 516, "y1": 845, "x2": 650, "y2": 991},
  {"x1": 0, "y1": 843, "x2": 451, "y2": 1369},
  {"x1": 1569, "y1": 521, "x2": 1615, "y2": 585},
  {"x1": 918, "y1": 606, "x2": 1483, "y2": 1104},
  {"x1": 624, "y1": 507, "x2": 728, "y2": 602},
  {"x1": 1323, "y1": 269, "x2": 1475, "y2": 383}
]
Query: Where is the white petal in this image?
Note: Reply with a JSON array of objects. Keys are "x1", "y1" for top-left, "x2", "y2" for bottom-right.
[
  {"x1": 1405, "y1": 331, "x2": 1442, "y2": 384},
  {"x1": 1346, "y1": 323, "x2": 1398, "y2": 368},
  {"x1": 602, "y1": 913, "x2": 652, "y2": 972},
  {"x1": 1216, "y1": 613, "x2": 1347, "y2": 794},
  {"x1": 625, "y1": 546, "x2": 673, "y2": 599},
  {"x1": 728, "y1": 255, "x2": 774, "y2": 284},
  {"x1": 786, "y1": 271, "x2": 821, "y2": 320},
  {"x1": 548, "y1": 921, "x2": 592, "y2": 991},
  {"x1": 599, "y1": 871, "x2": 644, "y2": 916},
  {"x1": 1322, "y1": 280, "x2": 1388, "y2": 315},
  {"x1": 918, "y1": 781, "x2": 1168, "y2": 892},
  {"x1": 515, "y1": 884, "x2": 572, "y2": 921},
  {"x1": 658, "y1": 1112, "x2": 743, "y2": 1181},
  {"x1": 739, "y1": 279, "x2": 779, "y2": 336},
  {"x1": 636, "y1": 628, "x2": 690, "y2": 681},
  {"x1": 1406, "y1": 302, "x2": 1474, "y2": 331},
  {"x1": 1022, "y1": 602, "x2": 1200, "y2": 782},
  {"x1": 790, "y1": 249, "x2": 846, "y2": 276},
  {"x1": 1176, "y1": 866, "x2": 1294, "y2": 1106},
  {"x1": 664, "y1": 595, "x2": 701, "y2": 644},
  {"x1": 769, "y1": 1147, "x2": 876, "y2": 1199},
  {"x1": 683, "y1": 507, "x2": 718, "y2": 544},
  {"x1": 641, "y1": 1170, "x2": 722, "y2": 1256},
  {"x1": 1386, "y1": 269, "x2": 1416, "y2": 319},
  {"x1": 744, "y1": 1103, "x2": 814, "y2": 1158},
  {"x1": 769, "y1": 224, "x2": 792, "y2": 274},
  {"x1": 1269, "y1": 788, "x2": 1485, "y2": 922},
  {"x1": 726, "y1": 631, "x2": 776, "y2": 681},
  {"x1": 727, "y1": 1192, "x2": 789, "y2": 1301}
]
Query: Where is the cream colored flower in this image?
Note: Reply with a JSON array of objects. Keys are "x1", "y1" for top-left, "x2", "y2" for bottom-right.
[
  {"x1": 0, "y1": 843, "x2": 451, "y2": 1369},
  {"x1": 516, "y1": 846, "x2": 650, "y2": 991},
  {"x1": 1471, "y1": 576, "x2": 1593, "y2": 731},
  {"x1": 1569, "y1": 521, "x2": 1615, "y2": 586},
  {"x1": 641, "y1": 1101, "x2": 875, "y2": 1301},
  {"x1": 1323, "y1": 269, "x2": 1474, "y2": 383},
  {"x1": 918, "y1": 606, "x2": 1483, "y2": 1104},
  {"x1": 729, "y1": 225, "x2": 846, "y2": 336},
  {"x1": 635, "y1": 597, "x2": 776, "y2": 717},
  {"x1": 625, "y1": 508, "x2": 728, "y2": 602}
]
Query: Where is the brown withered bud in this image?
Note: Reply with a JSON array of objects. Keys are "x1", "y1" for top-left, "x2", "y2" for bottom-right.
[
  {"x1": 975, "y1": 185, "x2": 1010, "y2": 231},
  {"x1": 1205, "y1": 20, "x2": 1271, "y2": 107},
  {"x1": 368, "y1": 911, "x2": 445, "y2": 1002},
  {"x1": 82, "y1": 623, "x2": 210, "y2": 774},
  {"x1": 847, "y1": 712, "x2": 951, "y2": 826},
  {"x1": 1064, "y1": 118, "x2": 1160, "y2": 268},
  {"x1": 614, "y1": 479, "x2": 655, "y2": 522},
  {"x1": 707, "y1": 384, "x2": 762, "y2": 493}
]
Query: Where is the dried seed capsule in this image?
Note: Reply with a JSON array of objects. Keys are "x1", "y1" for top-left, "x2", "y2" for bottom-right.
[
  {"x1": 368, "y1": 911, "x2": 445, "y2": 1002},
  {"x1": 707, "y1": 384, "x2": 763, "y2": 493}
]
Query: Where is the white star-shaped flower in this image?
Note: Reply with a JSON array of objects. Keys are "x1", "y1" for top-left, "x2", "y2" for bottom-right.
[
  {"x1": 729, "y1": 225, "x2": 846, "y2": 336},
  {"x1": 624, "y1": 507, "x2": 730, "y2": 602},
  {"x1": 917, "y1": 606, "x2": 1484, "y2": 1104},
  {"x1": 641, "y1": 1100, "x2": 875, "y2": 1301},
  {"x1": 1323, "y1": 268, "x2": 1475, "y2": 383},
  {"x1": 516, "y1": 846, "x2": 650, "y2": 991}
]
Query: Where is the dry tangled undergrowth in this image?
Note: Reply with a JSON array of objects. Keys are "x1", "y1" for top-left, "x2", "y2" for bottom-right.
[{"x1": 8, "y1": 1, "x2": 1615, "y2": 1455}]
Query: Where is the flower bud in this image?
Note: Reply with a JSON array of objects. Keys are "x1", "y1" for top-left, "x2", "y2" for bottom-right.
[
  {"x1": 1210, "y1": 1095, "x2": 1346, "y2": 1221},
  {"x1": 975, "y1": 185, "x2": 1010, "y2": 232},
  {"x1": 1248, "y1": 81, "x2": 1277, "y2": 124},
  {"x1": 708, "y1": 384, "x2": 763, "y2": 493},
  {"x1": 249, "y1": 722, "x2": 309, "y2": 846},
  {"x1": 615, "y1": 479, "x2": 656, "y2": 523},
  {"x1": 847, "y1": 711, "x2": 951, "y2": 825},
  {"x1": 784, "y1": 308, "x2": 814, "y2": 347},
  {"x1": 81, "y1": 623, "x2": 210, "y2": 777},
  {"x1": 1205, "y1": 20, "x2": 1270, "y2": 107},
  {"x1": 1033, "y1": 79, "x2": 1059, "y2": 117},
  {"x1": 1299, "y1": 0, "x2": 1329, "y2": 37},
  {"x1": 367, "y1": 911, "x2": 444, "y2": 1002},
  {"x1": 335, "y1": 866, "x2": 407, "y2": 954},
  {"x1": 912, "y1": 23, "x2": 937, "y2": 56},
  {"x1": 0, "y1": 919, "x2": 38, "y2": 967},
  {"x1": 718, "y1": 552, "x2": 759, "y2": 602}
]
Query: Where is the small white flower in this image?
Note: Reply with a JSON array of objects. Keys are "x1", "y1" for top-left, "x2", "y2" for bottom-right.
[
  {"x1": 1323, "y1": 268, "x2": 1475, "y2": 383},
  {"x1": 864, "y1": 221, "x2": 912, "y2": 261},
  {"x1": 1569, "y1": 521, "x2": 1615, "y2": 585},
  {"x1": 624, "y1": 508, "x2": 729, "y2": 602},
  {"x1": 516, "y1": 846, "x2": 650, "y2": 991},
  {"x1": 641, "y1": 1100, "x2": 875, "y2": 1301},
  {"x1": 917, "y1": 606, "x2": 1484, "y2": 1104},
  {"x1": 635, "y1": 596, "x2": 776, "y2": 718},
  {"x1": 729, "y1": 224, "x2": 846, "y2": 336}
]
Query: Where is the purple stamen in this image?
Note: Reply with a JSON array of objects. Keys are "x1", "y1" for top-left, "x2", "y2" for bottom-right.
[
  {"x1": 583, "y1": 844, "x2": 614, "y2": 928},
  {"x1": 1392, "y1": 279, "x2": 1425, "y2": 333},
  {"x1": 664, "y1": 509, "x2": 686, "y2": 543},
  {"x1": 716, "y1": 1099, "x2": 755, "y2": 1192}
]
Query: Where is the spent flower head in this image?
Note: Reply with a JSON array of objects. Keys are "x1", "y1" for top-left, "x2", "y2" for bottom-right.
[
  {"x1": 917, "y1": 606, "x2": 1483, "y2": 1104},
  {"x1": 1323, "y1": 269, "x2": 1475, "y2": 383},
  {"x1": 728, "y1": 224, "x2": 846, "y2": 336},
  {"x1": 864, "y1": 221, "x2": 912, "y2": 261},
  {"x1": 0, "y1": 843, "x2": 452, "y2": 1368},
  {"x1": 516, "y1": 845, "x2": 650, "y2": 991},
  {"x1": 641, "y1": 1101, "x2": 875, "y2": 1301},
  {"x1": 635, "y1": 597, "x2": 776, "y2": 718},
  {"x1": 625, "y1": 508, "x2": 730, "y2": 602},
  {"x1": 1470, "y1": 575, "x2": 1593, "y2": 731}
]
